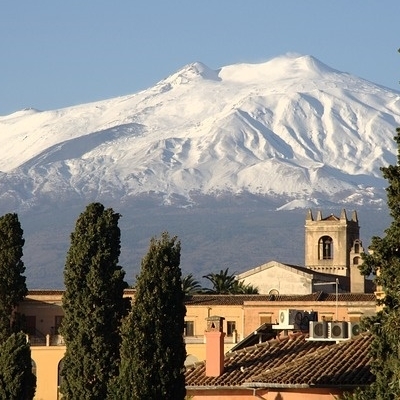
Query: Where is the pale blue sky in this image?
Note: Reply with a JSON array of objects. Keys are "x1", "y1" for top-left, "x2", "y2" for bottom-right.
[{"x1": 1, "y1": 1, "x2": 399, "y2": 116}]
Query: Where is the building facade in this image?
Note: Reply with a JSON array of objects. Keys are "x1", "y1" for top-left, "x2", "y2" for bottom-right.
[
  {"x1": 305, "y1": 209, "x2": 366, "y2": 292},
  {"x1": 18, "y1": 208, "x2": 376, "y2": 399}
]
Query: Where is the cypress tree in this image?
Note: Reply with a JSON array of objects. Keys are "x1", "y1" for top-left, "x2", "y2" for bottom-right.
[
  {"x1": 0, "y1": 332, "x2": 36, "y2": 400},
  {"x1": 60, "y1": 202, "x2": 128, "y2": 400},
  {"x1": 117, "y1": 232, "x2": 186, "y2": 400},
  {"x1": 346, "y1": 129, "x2": 400, "y2": 399},
  {"x1": 0, "y1": 213, "x2": 27, "y2": 342}
]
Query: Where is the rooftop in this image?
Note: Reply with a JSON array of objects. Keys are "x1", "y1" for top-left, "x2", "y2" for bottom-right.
[{"x1": 186, "y1": 332, "x2": 373, "y2": 389}]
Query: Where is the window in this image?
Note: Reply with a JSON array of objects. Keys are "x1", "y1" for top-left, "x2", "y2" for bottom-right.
[
  {"x1": 353, "y1": 256, "x2": 361, "y2": 265},
  {"x1": 54, "y1": 316, "x2": 63, "y2": 334},
  {"x1": 227, "y1": 321, "x2": 236, "y2": 337},
  {"x1": 319, "y1": 236, "x2": 333, "y2": 260},
  {"x1": 184, "y1": 321, "x2": 194, "y2": 336},
  {"x1": 24, "y1": 316, "x2": 36, "y2": 336}
]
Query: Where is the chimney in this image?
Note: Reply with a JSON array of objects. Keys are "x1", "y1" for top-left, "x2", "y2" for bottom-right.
[{"x1": 205, "y1": 316, "x2": 225, "y2": 377}]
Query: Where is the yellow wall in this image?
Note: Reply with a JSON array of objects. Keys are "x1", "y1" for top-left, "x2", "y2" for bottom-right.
[
  {"x1": 188, "y1": 387, "x2": 344, "y2": 399},
  {"x1": 184, "y1": 300, "x2": 376, "y2": 362},
  {"x1": 31, "y1": 346, "x2": 65, "y2": 400},
  {"x1": 186, "y1": 305, "x2": 244, "y2": 338},
  {"x1": 20, "y1": 290, "x2": 375, "y2": 399},
  {"x1": 242, "y1": 300, "x2": 375, "y2": 336}
]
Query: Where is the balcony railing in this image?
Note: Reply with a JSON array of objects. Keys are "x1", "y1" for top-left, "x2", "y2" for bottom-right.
[{"x1": 27, "y1": 333, "x2": 65, "y2": 347}]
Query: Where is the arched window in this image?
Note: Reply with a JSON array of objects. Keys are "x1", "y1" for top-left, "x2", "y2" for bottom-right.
[
  {"x1": 353, "y1": 256, "x2": 361, "y2": 265},
  {"x1": 319, "y1": 236, "x2": 333, "y2": 260}
]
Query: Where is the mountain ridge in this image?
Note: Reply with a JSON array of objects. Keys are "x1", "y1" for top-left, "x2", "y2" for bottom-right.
[{"x1": 0, "y1": 54, "x2": 399, "y2": 287}]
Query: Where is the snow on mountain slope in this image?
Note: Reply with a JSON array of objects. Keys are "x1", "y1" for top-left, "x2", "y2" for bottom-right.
[{"x1": 1, "y1": 54, "x2": 400, "y2": 211}]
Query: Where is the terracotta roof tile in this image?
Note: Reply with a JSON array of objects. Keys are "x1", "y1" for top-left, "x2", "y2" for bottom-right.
[
  {"x1": 27, "y1": 289, "x2": 65, "y2": 296},
  {"x1": 323, "y1": 293, "x2": 375, "y2": 302},
  {"x1": 246, "y1": 334, "x2": 373, "y2": 388},
  {"x1": 185, "y1": 294, "x2": 272, "y2": 306},
  {"x1": 186, "y1": 333, "x2": 334, "y2": 387},
  {"x1": 184, "y1": 292, "x2": 375, "y2": 306},
  {"x1": 27, "y1": 288, "x2": 136, "y2": 296},
  {"x1": 185, "y1": 333, "x2": 373, "y2": 389}
]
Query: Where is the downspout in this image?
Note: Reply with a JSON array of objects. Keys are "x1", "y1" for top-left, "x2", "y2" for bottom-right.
[{"x1": 241, "y1": 306, "x2": 245, "y2": 342}]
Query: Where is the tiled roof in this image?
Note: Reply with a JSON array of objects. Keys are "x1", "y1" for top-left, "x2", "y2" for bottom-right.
[
  {"x1": 26, "y1": 290, "x2": 375, "y2": 305},
  {"x1": 27, "y1": 289, "x2": 65, "y2": 296},
  {"x1": 246, "y1": 334, "x2": 373, "y2": 388},
  {"x1": 27, "y1": 288, "x2": 136, "y2": 296},
  {"x1": 185, "y1": 294, "x2": 321, "y2": 305},
  {"x1": 185, "y1": 333, "x2": 373, "y2": 389},
  {"x1": 185, "y1": 294, "x2": 274, "y2": 305},
  {"x1": 322, "y1": 293, "x2": 376, "y2": 302},
  {"x1": 184, "y1": 292, "x2": 375, "y2": 306}
]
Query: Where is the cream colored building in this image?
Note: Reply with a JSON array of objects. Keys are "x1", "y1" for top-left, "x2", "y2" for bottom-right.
[
  {"x1": 238, "y1": 209, "x2": 368, "y2": 295},
  {"x1": 184, "y1": 292, "x2": 376, "y2": 365},
  {"x1": 236, "y1": 260, "x2": 352, "y2": 295},
  {"x1": 305, "y1": 209, "x2": 366, "y2": 292},
  {"x1": 21, "y1": 290, "x2": 376, "y2": 399},
  {"x1": 17, "y1": 208, "x2": 375, "y2": 399},
  {"x1": 18, "y1": 289, "x2": 135, "y2": 400}
]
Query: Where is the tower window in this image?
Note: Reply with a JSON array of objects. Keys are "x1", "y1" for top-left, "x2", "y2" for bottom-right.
[
  {"x1": 353, "y1": 256, "x2": 361, "y2": 265},
  {"x1": 319, "y1": 236, "x2": 333, "y2": 260}
]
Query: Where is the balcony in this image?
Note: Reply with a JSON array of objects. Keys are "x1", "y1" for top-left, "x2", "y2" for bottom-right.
[{"x1": 27, "y1": 332, "x2": 65, "y2": 347}]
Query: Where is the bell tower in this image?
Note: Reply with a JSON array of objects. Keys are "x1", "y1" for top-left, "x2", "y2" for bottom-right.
[{"x1": 305, "y1": 209, "x2": 361, "y2": 278}]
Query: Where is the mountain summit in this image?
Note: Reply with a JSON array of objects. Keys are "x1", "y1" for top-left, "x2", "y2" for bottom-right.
[
  {"x1": 1, "y1": 54, "x2": 400, "y2": 212},
  {"x1": 1, "y1": 54, "x2": 400, "y2": 288}
]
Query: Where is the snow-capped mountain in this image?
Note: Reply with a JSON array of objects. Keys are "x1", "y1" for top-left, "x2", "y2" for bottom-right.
[
  {"x1": 1, "y1": 53, "x2": 400, "y2": 211},
  {"x1": 0, "y1": 54, "x2": 399, "y2": 288}
]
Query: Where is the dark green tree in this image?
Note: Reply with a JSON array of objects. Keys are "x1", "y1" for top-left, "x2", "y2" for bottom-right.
[
  {"x1": 346, "y1": 130, "x2": 400, "y2": 400},
  {"x1": 117, "y1": 232, "x2": 186, "y2": 400},
  {"x1": 0, "y1": 213, "x2": 27, "y2": 342},
  {"x1": 60, "y1": 203, "x2": 128, "y2": 400},
  {"x1": 0, "y1": 332, "x2": 36, "y2": 400}
]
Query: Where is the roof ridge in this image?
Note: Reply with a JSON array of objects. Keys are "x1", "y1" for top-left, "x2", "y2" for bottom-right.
[{"x1": 226, "y1": 332, "x2": 305, "y2": 357}]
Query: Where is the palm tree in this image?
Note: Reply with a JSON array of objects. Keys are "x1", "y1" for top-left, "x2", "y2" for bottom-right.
[
  {"x1": 203, "y1": 268, "x2": 238, "y2": 294},
  {"x1": 203, "y1": 268, "x2": 259, "y2": 294},
  {"x1": 231, "y1": 280, "x2": 259, "y2": 294},
  {"x1": 182, "y1": 273, "x2": 203, "y2": 295}
]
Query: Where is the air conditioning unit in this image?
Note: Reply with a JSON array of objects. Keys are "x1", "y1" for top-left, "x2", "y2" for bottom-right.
[
  {"x1": 329, "y1": 321, "x2": 349, "y2": 339},
  {"x1": 348, "y1": 322, "x2": 361, "y2": 338},
  {"x1": 309, "y1": 321, "x2": 328, "y2": 339},
  {"x1": 278, "y1": 309, "x2": 303, "y2": 327}
]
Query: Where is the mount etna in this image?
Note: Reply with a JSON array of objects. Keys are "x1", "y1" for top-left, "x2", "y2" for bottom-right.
[{"x1": 0, "y1": 54, "x2": 398, "y2": 288}]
